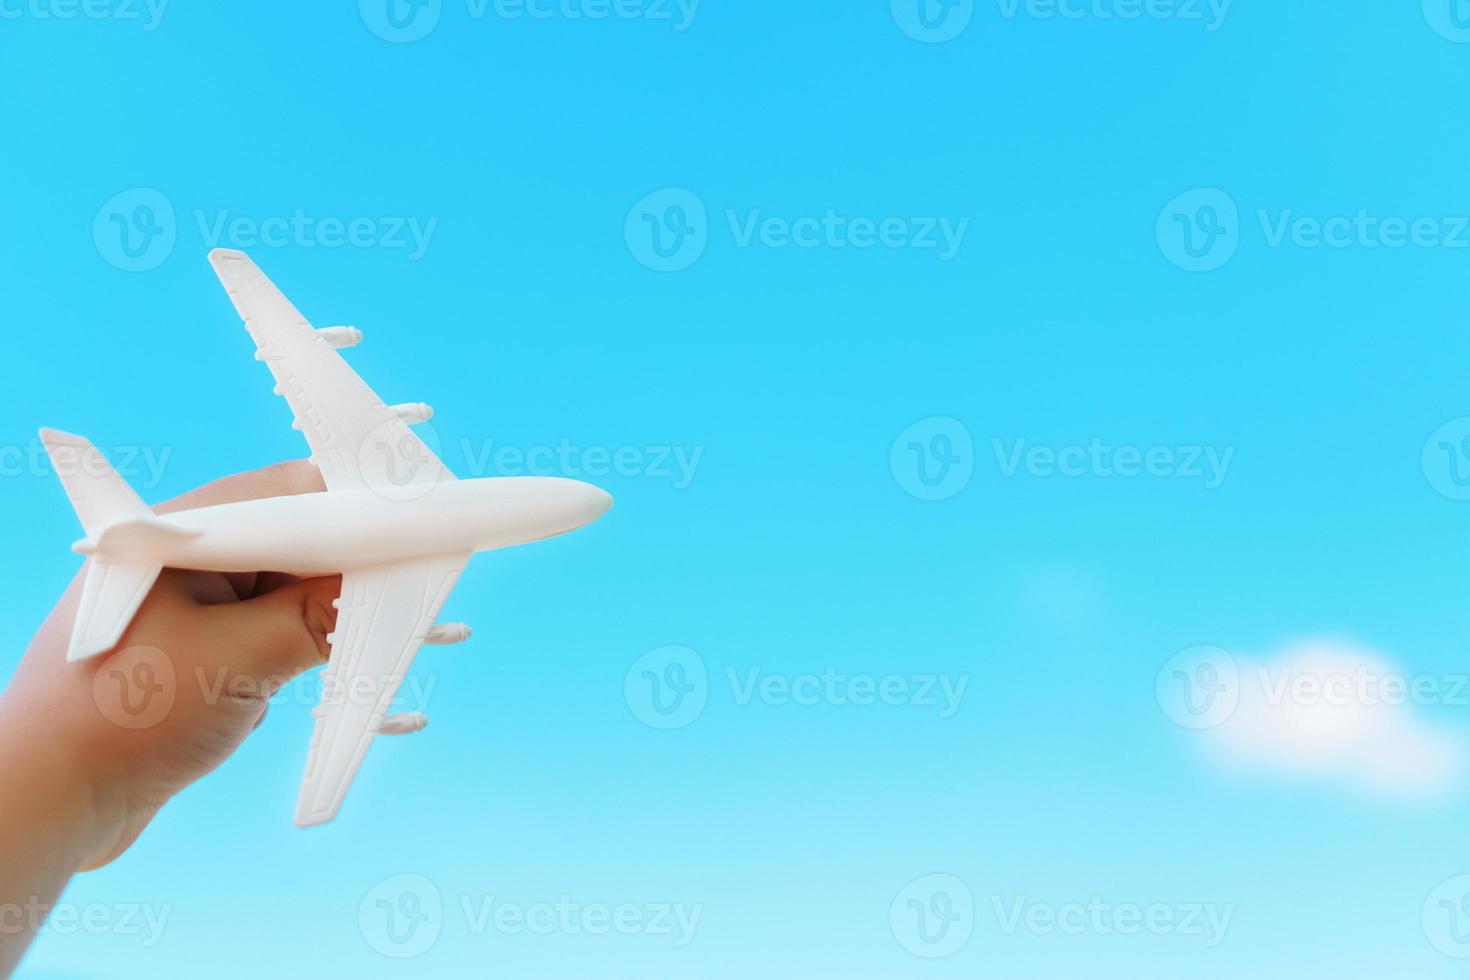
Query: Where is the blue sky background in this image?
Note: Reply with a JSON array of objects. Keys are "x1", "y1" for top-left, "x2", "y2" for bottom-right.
[{"x1": 4, "y1": 0, "x2": 1470, "y2": 976}]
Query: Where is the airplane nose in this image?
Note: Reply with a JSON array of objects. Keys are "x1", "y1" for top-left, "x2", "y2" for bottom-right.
[
  {"x1": 561, "y1": 481, "x2": 611, "y2": 533},
  {"x1": 589, "y1": 486, "x2": 613, "y2": 518},
  {"x1": 470, "y1": 477, "x2": 611, "y2": 548}
]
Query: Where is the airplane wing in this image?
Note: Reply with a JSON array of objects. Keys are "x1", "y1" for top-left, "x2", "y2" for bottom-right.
[
  {"x1": 209, "y1": 249, "x2": 468, "y2": 825},
  {"x1": 295, "y1": 552, "x2": 470, "y2": 827},
  {"x1": 207, "y1": 248, "x2": 454, "y2": 493}
]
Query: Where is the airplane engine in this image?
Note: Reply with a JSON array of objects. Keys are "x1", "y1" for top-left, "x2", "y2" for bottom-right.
[
  {"x1": 391, "y1": 402, "x2": 434, "y2": 425},
  {"x1": 425, "y1": 622, "x2": 472, "y2": 645},
  {"x1": 378, "y1": 712, "x2": 428, "y2": 736},
  {"x1": 316, "y1": 325, "x2": 363, "y2": 348}
]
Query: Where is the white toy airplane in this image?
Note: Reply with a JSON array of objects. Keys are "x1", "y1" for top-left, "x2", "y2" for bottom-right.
[{"x1": 40, "y1": 248, "x2": 612, "y2": 826}]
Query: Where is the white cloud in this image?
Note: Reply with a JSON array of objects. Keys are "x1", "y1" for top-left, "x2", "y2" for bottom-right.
[{"x1": 1195, "y1": 639, "x2": 1466, "y2": 801}]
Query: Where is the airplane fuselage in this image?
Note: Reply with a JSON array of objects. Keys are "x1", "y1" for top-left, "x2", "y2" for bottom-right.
[{"x1": 79, "y1": 476, "x2": 612, "y2": 576}]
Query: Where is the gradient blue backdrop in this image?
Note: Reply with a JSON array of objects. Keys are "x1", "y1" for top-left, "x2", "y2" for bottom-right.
[{"x1": 4, "y1": 1, "x2": 1470, "y2": 977}]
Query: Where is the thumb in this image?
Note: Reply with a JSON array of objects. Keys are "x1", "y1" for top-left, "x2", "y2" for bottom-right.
[{"x1": 206, "y1": 575, "x2": 342, "y2": 688}]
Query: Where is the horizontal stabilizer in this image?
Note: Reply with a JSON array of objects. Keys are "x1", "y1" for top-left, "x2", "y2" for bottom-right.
[
  {"x1": 69, "y1": 557, "x2": 163, "y2": 662},
  {"x1": 78, "y1": 516, "x2": 202, "y2": 556}
]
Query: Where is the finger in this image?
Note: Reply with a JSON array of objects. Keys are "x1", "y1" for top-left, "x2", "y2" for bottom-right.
[
  {"x1": 155, "y1": 459, "x2": 326, "y2": 516},
  {"x1": 204, "y1": 575, "x2": 342, "y2": 687},
  {"x1": 249, "y1": 572, "x2": 304, "y2": 598},
  {"x1": 221, "y1": 572, "x2": 259, "y2": 602}
]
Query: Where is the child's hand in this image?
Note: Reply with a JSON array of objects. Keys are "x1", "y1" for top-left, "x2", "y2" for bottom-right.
[{"x1": 0, "y1": 460, "x2": 341, "y2": 872}]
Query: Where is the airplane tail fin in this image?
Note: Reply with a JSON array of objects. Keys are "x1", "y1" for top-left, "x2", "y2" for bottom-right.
[
  {"x1": 40, "y1": 428, "x2": 153, "y2": 536},
  {"x1": 40, "y1": 428, "x2": 165, "y2": 661}
]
